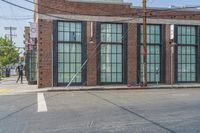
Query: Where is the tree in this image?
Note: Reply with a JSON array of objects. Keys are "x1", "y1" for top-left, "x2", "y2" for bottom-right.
[{"x1": 0, "y1": 37, "x2": 19, "y2": 67}]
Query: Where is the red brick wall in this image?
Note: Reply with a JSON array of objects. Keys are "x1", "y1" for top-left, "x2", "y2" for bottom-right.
[
  {"x1": 36, "y1": 0, "x2": 200, "y2": 88},
  {"x1": 37, "y1": 0, "x2": 200, "y2": 20},
  {"x1": 127, "y1": 23, "x2": 138, "y2": 84},
  {"x1": 86, "y1": 22, "x2": 97, "y2": 86},
  {"x1": 37, "y1": 19, "x2": 53, "y2": 88}
]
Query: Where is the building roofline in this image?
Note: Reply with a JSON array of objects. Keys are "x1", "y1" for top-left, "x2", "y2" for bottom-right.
[
  {"x1": 131, "y1": 6, "x2": 200, "y2": 12},
  {"x1": 68, "y1": 0, "x2": 132, "y2": 6}
]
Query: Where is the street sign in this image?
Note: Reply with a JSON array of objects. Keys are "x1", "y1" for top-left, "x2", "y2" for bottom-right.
[{"x1": 30, "y1": 22, "x2": 37, "y2": 38}]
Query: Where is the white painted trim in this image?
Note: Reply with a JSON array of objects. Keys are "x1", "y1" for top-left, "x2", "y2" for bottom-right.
[
  {"x1": 37, "y1": 93, "x2": 47, "y2": 112},
  {"x1": 38, "y1": 14, "x2": 200, "y2": 25}
]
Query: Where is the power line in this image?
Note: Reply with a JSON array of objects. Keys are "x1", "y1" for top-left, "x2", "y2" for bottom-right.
[
  {"x1": 1, "y1": 0, "x2": 141, "y2": 23},
  {"x1": 0, "y1": 16, "x2": 32, "y2": 20}
]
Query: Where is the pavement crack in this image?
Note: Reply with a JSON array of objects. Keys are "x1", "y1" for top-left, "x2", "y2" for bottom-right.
[{"x1": 87, "y1": 92, "x2": 176, "y2": 133}]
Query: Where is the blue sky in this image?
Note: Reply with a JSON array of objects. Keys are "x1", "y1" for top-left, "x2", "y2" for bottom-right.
[{"x1": 0, "y1": 0, "x2": 199, "y2": 48}]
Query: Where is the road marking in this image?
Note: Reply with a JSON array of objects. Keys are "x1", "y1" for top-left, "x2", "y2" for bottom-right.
[
  {"x1": 0, "y1": 88, "x2": 13, "y2": 93},
  {"x1": 37, "y1": 93, "x2": 47, "y2": 112}
]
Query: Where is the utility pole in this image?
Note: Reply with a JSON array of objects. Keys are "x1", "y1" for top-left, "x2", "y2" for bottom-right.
[
  {"x1": 4, "y1": 27, "x2": 17, "y2": 44},
  {"x1": 143, "y1": 0, "x2": 147, "y2": 86}
]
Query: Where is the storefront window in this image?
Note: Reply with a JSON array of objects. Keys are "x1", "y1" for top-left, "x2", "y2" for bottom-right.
[
  {"x1": 140, "y1": 25, "x2": 162, "y2": 83},
  {"x1": 100, "y1": 23, "x2": 123, "y2": 83},
  {"x1": 176, "y1": 26, "x2": 197, "y2": 82},
  {"x1": 57, "y1": 22, "x2": 82, "y2": 84}
]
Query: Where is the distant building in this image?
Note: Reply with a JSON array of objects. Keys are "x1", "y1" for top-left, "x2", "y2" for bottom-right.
[
  {"x1": 24, "y1": 27, "x2": 37, "y2": 84},
  {"x1": 34, "y1": 0, "x2": 200, "y2": 88}
]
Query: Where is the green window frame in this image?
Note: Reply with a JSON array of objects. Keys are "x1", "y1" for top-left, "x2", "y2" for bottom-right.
[
  {"x1": 176, "y1": 26, "x2": 197, "y2": 82},
  {"x1": 139, "y1": 24, "x2": 162, "y2": 83},
  {"x1": 100, "y1": 23, "x2": 124, "y2": 83},
  {"x1": 57, "y1": 22, "x2": 83, "y2": 84}
]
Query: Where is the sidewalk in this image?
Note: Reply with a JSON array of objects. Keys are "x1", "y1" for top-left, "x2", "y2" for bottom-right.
[
  {"x1": 1, "y1": 76, "x2": 200, "y2": 94},
  {"x1": 48, "y1": 83, "x2": 200, "y2": 91},
  {"x1": 0, "y1": 76, "x2": 47, "y2": 95}
]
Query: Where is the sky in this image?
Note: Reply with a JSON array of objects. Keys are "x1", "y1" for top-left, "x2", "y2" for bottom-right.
[{"x1": 0, "y1": 0, "x2": 200, "y2": 49}]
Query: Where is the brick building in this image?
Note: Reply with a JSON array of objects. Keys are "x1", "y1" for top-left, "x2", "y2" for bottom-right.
[
  {"x1": 35, "y1": 0, "x2": 200, "y2": 88},
  {"x1": 24, "y1": 27, "x2": 37, "y2": 84}
]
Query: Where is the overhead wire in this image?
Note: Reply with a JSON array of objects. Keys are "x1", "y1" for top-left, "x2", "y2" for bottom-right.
[
  {"x1": 1, "y1": 0, "x2": 142, "y2": 23},
  {"x1": 2, "y1": 0, "x2": 200, "y2": 86},
  {"x1": 1, "y1": 0, "x2": 142, "y2": 87}
]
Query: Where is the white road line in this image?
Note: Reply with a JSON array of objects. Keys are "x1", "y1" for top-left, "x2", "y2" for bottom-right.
[{"x1": 37, "y1": 93, "x2": 48, "y2": 112}]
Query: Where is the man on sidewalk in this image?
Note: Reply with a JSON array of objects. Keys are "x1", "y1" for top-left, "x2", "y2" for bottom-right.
[{"x1": 16, "y1": 64, "x2": 24, "y2": 84}]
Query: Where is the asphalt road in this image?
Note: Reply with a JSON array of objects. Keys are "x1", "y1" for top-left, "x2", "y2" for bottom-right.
[{"x1": 0, "y1": 89, "x2": 200, "y2": 133}]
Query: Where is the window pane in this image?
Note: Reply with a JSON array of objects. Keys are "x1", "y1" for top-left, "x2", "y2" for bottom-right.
[
  {"x1": 58, "y1": 32, "x2": 63, "y2": 41},
  {"x1": 64, "y1": 32, "x2": 69, "y2": 41},
  {"x1": 117, "y1": 73, "x2": 122, "y2": 82},
  {"x1": 58, "y1": 53, "x2": 63, "y2": 62},
  {"x1": 70, "y1": 23, "x2": 76, "y2": 31},
  {"x1": 76, "y1": 33, "x2": 81, "y2": 41},
  {"x1": 116, "y1": 34, "x2": 122, "y2": 43},
  {"x1": 112, "y1": 34, "x2": 117, "y2": 42},
  {"x1": 112, "y1": 73, "x2": 117, "y2": 82},
  {"x1": 58, "y1": 73, "x2": 64, "y2": 83},
  {"x1": 64, "y1": 73, "x2": 70, "y2": 82},
  {"x1": 64, "y1": 64, "x2": 70, "y2": 72},
  {"x1": 64, "y1": 53, "x2": 70, "y2": 62},
  {"x1": 64, "y1": 22, "x2": 70, "y2": 31},
  {"x1": 58, "y1": 22, "x2": 63, "y2": 31},
  {"x1": 64, "y1": 44, "x2": 70, "y2": 52},
  {"x1": 76, "y1": 23, "x2": 81, "y2": 32},
  {"x1": 101, "y1": 73, "x2": 106, "y2": 82},
  {"x1": 58, "y1": 44, "x2": 64, "y2": 52},
  {"x1": 58, "y1": 63, "x2": 64, "y2": 72}
]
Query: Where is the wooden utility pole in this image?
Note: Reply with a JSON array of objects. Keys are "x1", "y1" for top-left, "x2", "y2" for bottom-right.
[
  {"x1": 143, "y1": 0, "x2": 147, "y2": 86},
  {"x1": 4, "y1": 27, "x2": 17, "y2": 44}
]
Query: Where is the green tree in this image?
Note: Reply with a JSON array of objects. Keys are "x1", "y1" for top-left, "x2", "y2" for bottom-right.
[{"x1": 0, "y1": 37, "x2": 19, "y2": 67}]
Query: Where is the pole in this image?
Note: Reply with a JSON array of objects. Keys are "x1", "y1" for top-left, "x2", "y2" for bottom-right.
[
  {"x1": 171, "y1": 42, "x2": 176, "y2": 88},
  {"x1": 4, "y1": 27, "x2": 17, "y2": 44},
  {"x1": 10, "y1": 28, "x2": 12, "y2": 43},
  {"x1": 143, "y1": 0, "x2": 147, "y2": 86}
]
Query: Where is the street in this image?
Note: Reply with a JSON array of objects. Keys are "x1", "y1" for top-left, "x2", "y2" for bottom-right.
[{"x1": 0, "y1": 88, "x2": 200, "y2": 133}]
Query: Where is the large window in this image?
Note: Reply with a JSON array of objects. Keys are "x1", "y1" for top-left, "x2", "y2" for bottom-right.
[
  {"x1": 57, "y1": 22, "x2": 83, "y2": 84},
  {"x1": 176, "y1": 26, "x2": 197, "y2": 82},
  {"x1": 100, "y1": 23, "x2": 124, "y2": 83},
  {"x1": 139, "y1": 25, "x2": 162, "y2": 83}
]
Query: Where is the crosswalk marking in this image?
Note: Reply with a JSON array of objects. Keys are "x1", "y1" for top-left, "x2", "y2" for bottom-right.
[{"x1": 37, "y1": 93, "x2": 48, "y2": 112}]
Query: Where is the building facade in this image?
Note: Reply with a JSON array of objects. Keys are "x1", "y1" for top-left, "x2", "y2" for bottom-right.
[
  {"x1": 35, "y1": 0, "x2": 200, "y2": 88},
  {"x1": 24, "y1": 27, "x2": 37, "y2": 84}
]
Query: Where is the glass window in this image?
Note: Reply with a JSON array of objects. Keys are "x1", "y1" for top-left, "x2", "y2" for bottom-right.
[
  {"x1": 100, "y1": 23, "x2": 124, "y2": 83},
  {"x1": 176, "y1": 26, "x2": 197, "y2": 82},
  {"x1": 140, "y1": 25, "x2": 162, "y2": 83},
  {"x1": 140, "y1": 25, "x2": 161, "y2": 44},
  {"x1": 57, "y1": 22, "x2": 83, "y2": 84}
]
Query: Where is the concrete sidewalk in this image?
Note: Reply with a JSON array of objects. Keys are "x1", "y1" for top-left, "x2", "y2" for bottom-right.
[
  {"x1": 1, "y1": 76, "x2": 200, "y2": 94},
  {"x1": 48, "y1": 83, "x2": 200, "y2": 91},
  {"x1": 0, "y1": 76, "x2": 47, "y2": 95}
]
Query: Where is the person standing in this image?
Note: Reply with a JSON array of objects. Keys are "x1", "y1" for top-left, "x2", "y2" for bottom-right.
[{"x1": 16, "y1": 64, "x2": 24, "y2": 84}]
